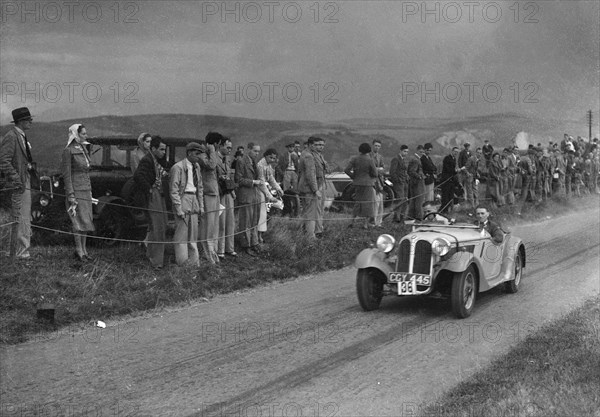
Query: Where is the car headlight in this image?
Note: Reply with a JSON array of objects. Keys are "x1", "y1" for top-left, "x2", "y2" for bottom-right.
[
  {"x1": 39, "y1": 195, "x2": 50, "y2": 207},
  {"x1": 376, "y1": 234, "x2": 396, "y2": 253},
  {"x1": 432, "y1": 238, "x2": 451, "y2": 256}
]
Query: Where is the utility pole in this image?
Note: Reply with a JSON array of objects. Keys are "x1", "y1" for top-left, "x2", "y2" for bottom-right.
[{"x1": 588, "y1": 109, "x2": 593, "y2": 140}]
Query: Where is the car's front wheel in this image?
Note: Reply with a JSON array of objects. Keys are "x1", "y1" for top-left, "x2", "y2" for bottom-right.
[
  {"x1": 451, "y1": 265, "x2": 477, "y2": 318},
  {"x1": 504, "y1": 251, "x2": 523, "y2": 293},
  {"x1": 356, "y1": 268, "x2": 384, "y2": 311}
]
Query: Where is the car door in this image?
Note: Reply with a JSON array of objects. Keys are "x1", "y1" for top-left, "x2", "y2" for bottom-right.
[{"x1": 478, "y1": 230, "x2": 506, "y2": 285}]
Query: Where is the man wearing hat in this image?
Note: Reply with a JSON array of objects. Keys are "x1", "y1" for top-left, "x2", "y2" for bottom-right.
[
  {"x1": 169, "y1": 142, "x2": 205, "y2": 266},
  {"x1": 0, "y1": 107, "x2": 35, "y2": 258}
]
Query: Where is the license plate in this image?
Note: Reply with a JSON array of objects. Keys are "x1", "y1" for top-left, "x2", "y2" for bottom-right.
[{"x1": 389, "y1": 273, "x2": 431, "y2": 295}]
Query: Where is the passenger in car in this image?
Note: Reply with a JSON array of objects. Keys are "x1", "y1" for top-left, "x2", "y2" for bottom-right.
[{"x1": 474, "y1": 205, "x2": 504, "y2": 244}]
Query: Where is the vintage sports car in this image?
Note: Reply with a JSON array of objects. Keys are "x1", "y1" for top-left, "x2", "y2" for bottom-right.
[{"x1": 355, "y1": 213, "x2": 526, "y2": 318}]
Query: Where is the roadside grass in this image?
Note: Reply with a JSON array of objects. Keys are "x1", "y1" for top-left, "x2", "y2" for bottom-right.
[
  {"x1": 1, "y1": 193, "x2": 598, "y2": 344},
  {"x1": 421, "y1": 296, "x2": 600, "y2": 417},
  {"x1": 0, "y1": 207, "x2": 408, "y2": 344}
]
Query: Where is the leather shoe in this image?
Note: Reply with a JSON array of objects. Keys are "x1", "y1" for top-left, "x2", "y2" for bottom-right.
[
  {"x1": 225, "y1": 251, "x2": 238, "y2": 257},
  {"x1": 245, "y1": 248, "x2": 258, "y2": 257}
]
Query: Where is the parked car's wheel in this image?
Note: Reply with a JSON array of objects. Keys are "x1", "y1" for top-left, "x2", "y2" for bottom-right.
[
  {"x1": 341, "y1": 183, "x2": 355, "y2": 205},
  {"x1": 357, "y1": 268, "x2": 384, "y2": 311},
  {"x1": 504, "y1": 251, "x2": 523, "y2": 294},
  {"x1": 95, "y1": 207, "x2": 127, "y2": 246},
  {"x1": 382, "y1": 184, "x2": 395, "y2": 208},
  {"x1": 451, "y1": 265, "x2": 477, "y2": 318}
]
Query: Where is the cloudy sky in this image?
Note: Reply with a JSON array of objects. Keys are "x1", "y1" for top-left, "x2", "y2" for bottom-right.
[{"x1": 1, "y1": 0, "x2": 598, "y2": 123}]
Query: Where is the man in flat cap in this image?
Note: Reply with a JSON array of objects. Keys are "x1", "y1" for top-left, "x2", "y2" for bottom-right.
[
  {"x1": 169, "y1": 142, "x2": 205, "y2": 266},
  {"x1": 0, "y1": 107, "x2": 36, "y2": 258}
]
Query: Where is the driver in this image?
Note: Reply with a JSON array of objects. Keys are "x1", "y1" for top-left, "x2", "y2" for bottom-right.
[
  {"x1": 422, "y1": 201, "x2": 450, "y2": 224},
  {"x1": 474, "y1": 205, "x2": 504, "y2": 243}
]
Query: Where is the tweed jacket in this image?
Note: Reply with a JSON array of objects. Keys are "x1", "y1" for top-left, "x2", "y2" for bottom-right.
[
  {"x1": 169, "y1": 159, "x2": 203, "y2": 210},
  {"x1": 133, "y1": 152, "x2": 170, "y2": 208},
  {"x1": 297, "y1": 149, "x2": 318, "y2": 194},
  {"x1": 389, "y1": 154, "x2": 408, "y2": 185},
  {"x1": 276, "y1": 151, "x2": 299, "y2": 182},
  {"x1": 407, "y1": 154, "x2": 424, "y2": 185},
  {"x1": 61, "y1": 141, "x2": 92, "y2": 197},
  {"x1": 344, "y1": 154, "x2": 377, "y2": 187},
  {"x1": 234, "y1": 154, "x2": 259, "y2": 204},
  {"x1": 0, "y1": 127, "x2": 31, "y2": 189},
  {"x1": 199, "y1": 148, "x2": 220, "y2": 196}
]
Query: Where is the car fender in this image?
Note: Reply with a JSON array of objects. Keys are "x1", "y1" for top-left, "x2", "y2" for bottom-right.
[
  {"x1": 94, "y1": 195, "x2": 127, "y2": 218},
  {"x1": 355, "y1": 248, "x2": 394, "y2": 276},
  {"x1": 439, "y1": 249, "x2": 476, "y2": 274}
]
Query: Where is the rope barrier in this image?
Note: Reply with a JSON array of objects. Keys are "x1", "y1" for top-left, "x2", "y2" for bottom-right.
[{"x1": 0, "y1": 221, "x2": 17, "y2": 228}]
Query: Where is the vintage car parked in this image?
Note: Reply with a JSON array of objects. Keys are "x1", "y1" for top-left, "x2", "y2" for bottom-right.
[
  {"x1": 30, "y1": 136, "x2": 194, "y2": 245},
  {"x1": 324, "y1": 172, "x2": 396, "y2": 211},
  {"x1": 355, "y1": 213, "x2": 526, "y2": 318}
]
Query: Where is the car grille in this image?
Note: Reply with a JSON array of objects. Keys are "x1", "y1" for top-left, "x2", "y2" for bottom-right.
[
  {"x1": 414, "y1": 240, "x2": 432, "y2": 274},
  {"x1": 396, "y1": 239, "x2": 432, "y2": 274},
  {"x1": 397, "y1": 239, "x2": 410, "y2": 272}
]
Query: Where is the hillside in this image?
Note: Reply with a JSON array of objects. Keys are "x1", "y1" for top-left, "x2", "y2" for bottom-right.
[{"x1": 0, "y1": 113, "x2": 593, "y2": 173}]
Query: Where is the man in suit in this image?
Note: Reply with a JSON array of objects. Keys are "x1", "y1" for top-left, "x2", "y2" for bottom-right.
[
  {"x1": 312, "y1": 137, "x2": 328, "y2": 236},
  {"x1": 440, "y1": 147, "x2": 460, "y2": 213},
  {"x1": 277, "y1": 142, "x2": 301, "y2": 219},
  {"x1": 474, "y1": 205, "x2": 504, "y2": 244},
  {"x1": 216, "y1": 136, "x2": 237, "y2": 259},
  {"x1": 0, "y1": 107, "x2": 35, "y2": 259},
  {"x1": 170, "y1": 142, "x2": 205, "y2": 266},
  {"x1": 482, "y1": 139, "x2": 494, "y2": 168},
  {"x1": 297, "y1": 136, "x2": 321, "y2": 238},
  {"x1": 407, "y1": 145, "x2": 425, "y2": 220},
  {"x1": 199, "y1": 132, "x2": 223, "y2": 264},
  {"x1": 133, "y1": 136, "x2": 169, "y2": 269},
  {"x1": 235, "y1": 142, "x2": 263, "y2": 256},
  {"x1": 277, "y1": 143, "x2": 299, "y2": 192},
  {"x1": 389, "y1": 145, "x2": 409, "y2": 222},
  {"x1": 421, "y1": 143, "x2": 437, "y2": 202},
  {"x1": 457, "y1": 142, "x2": 472, "y2": 202}
]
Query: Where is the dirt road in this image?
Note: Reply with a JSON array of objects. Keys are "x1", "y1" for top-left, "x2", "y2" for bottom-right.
[{"x1": 2, "y1": 206, "x2": 599, "y2": 416}]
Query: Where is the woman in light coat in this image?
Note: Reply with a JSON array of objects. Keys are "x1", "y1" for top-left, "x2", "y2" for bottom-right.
[{"x1": 61, "y1": 124, "x2": 95, "y2": 261}]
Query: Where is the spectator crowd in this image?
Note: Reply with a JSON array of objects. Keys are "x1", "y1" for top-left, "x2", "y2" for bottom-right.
[{"x1": 1, "y1": 106, "x2": 599, "y2": 267}]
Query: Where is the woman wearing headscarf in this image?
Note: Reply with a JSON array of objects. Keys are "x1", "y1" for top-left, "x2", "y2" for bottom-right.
[
  {"x1": 345, "y1": 143, "x2": 378, "y2": 229},
  {"x1": 131, "y1": 132, "x2": 152, "y2": 174},
  {"x1": 61, "y1": 124, "x2": 95, "y2": 261}
]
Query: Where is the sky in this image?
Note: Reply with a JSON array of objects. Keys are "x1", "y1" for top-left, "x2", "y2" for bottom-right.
[{"x1": 0, "y1": 0, "x2": 598, "y2": 124}]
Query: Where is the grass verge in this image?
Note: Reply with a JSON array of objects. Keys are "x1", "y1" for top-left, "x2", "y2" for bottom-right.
[
  {"x1": 1, "y1": 194, "x2": 598, "y2": 344},
  {"x1": 420, "y1": 295, "x2": 600, "y2": 417}
]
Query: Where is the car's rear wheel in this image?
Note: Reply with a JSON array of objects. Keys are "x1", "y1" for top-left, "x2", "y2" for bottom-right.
[
  {"x1": 95, "y1": 207, "x2": 127, "y2": 247},
  {"x1": 356, "y1": 268, "x2": 384, "y2": 311},
  {"x1": 504, "y1": 251, "x2": 523, "y2": 293},
  {"x1": 451, "y1": 265, "x2": 477, "y2": 318}
]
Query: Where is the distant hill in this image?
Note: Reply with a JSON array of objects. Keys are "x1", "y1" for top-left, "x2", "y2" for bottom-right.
[{"x1": 1, "y1": 112, "x2": 593, "y2": 173}]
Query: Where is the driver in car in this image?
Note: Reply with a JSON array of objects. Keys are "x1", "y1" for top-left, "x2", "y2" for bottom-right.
[
  {"x1": 422, "y1": 201, "x2": 450, "y2": 224},
  {"x1": 474, "y1": 205, "x2": 504, "y2": 244}
]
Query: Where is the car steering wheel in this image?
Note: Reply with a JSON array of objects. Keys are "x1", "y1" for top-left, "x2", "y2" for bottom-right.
[{"x1": 422, "y1": 211, "x2": 453, "y2": 224}]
